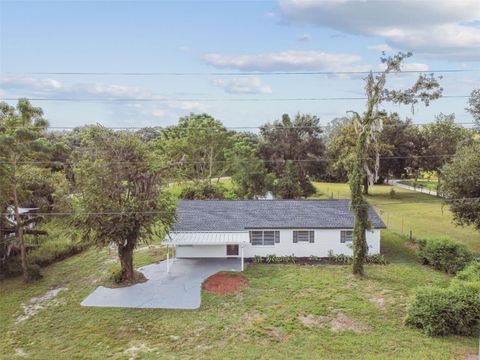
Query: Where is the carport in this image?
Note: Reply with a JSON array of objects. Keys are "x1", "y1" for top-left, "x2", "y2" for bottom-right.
[
  {"x1": 81, "y1": 258, "x2": 242, "y2": 309},
  {"x1": 164, "y1": 232, "x2": 249, "y2": 272}
]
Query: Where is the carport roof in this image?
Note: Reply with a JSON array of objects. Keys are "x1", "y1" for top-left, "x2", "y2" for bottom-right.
[
  {"x1": 166, "y1": 231, "x2": 249, "y2": 245},
  {"x1": 172, "y1": 199, "x2": 386, "y2": 232}
]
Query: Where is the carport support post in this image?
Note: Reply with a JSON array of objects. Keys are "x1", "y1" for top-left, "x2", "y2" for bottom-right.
[
  {"x1": 166, "y1": 243, "x2": 170, "y2": 273},
  {"x1": 241, "y1": 244, "x2": 244, "y2": 271}
]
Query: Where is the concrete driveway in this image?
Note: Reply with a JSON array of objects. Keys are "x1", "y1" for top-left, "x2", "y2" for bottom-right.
[{"x1": 81, "y1": 258, "x2": 242, "y2": 309}]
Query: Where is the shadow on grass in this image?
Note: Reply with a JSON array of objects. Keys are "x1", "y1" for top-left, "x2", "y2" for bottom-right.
[{"x1": 381, "y1": 230, "x2": 418, "y2": 264}]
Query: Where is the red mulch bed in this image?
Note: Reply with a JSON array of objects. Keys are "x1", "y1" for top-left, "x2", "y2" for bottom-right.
[{"x1": 203, "y1": 272, "x2": 249, "y2": 295}]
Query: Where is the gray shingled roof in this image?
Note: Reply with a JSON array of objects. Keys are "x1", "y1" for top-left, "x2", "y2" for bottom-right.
[{"x1": 173, "y1": 200, "x2": 386, "y2": 232}]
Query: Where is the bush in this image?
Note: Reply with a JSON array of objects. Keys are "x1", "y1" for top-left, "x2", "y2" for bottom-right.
[
  {"x1": 328, "y1": 253, "x2": 387, "y2": 265},
  {"x1": 389, "y1": 188, "x2": 396, "y2": 198},
  {"x1": 417, "y1": 237, "x2": 472, "y2": 274},
  {"x1": 253, "y1": 255, "x2": 263, "y2": 264},
  {"x1": 365, "y1": 254, "x2": 388, "y2": 265},
  {"x1": 26, "y1": 264, "x2": 43, "y2": 282},
  {"x1": 405, "y1": 283, "x2": 480, "y2": 336},
  {"x1": 453, "y1": 261, "x2": 480, "y2": 287},
  {"x1": 180, "y1": 181, "x2": 226, "y2": 200}
]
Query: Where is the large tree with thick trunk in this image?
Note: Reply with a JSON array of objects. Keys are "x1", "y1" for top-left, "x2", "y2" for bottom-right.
[
  {"x1": 348, "y1": 52, "x2": 442, "y2": 275},
  {"x1": 74, "y1": 127, "x2": 176, "y2": 283}
]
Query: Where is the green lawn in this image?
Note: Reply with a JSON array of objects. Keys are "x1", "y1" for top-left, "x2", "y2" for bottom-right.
[
  {"x1": 0, "y1": 231, "x2": 477, "y2": 359},
  {"x1": 311, "y1": 182, "x2": 480, "y2": 254}
]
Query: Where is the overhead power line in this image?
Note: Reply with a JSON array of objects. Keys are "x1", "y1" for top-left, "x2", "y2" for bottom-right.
[
  {"x1": 0, "y1": 95, "x2": 470, "y2": 103},
  {"x1": 10, "y1": 69, "x2": 479, "y2": 76}
]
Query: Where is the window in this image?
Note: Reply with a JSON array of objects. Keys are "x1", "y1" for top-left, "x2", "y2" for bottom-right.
[
  {"x1": 340, "y1": 231, "x2": 353, "y2": 243},
  {"x1": 293, "y1": 230, "x2": 314, "y2": 243},
  {"x1": 250, "y1": 231, "x2": 280, "y2": 246}
]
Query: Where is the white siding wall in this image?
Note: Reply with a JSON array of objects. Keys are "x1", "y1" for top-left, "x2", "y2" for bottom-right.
[
  {"x1": 243, "y1": 229, "x2": 380, "y2": 257},
  {"x1": 175, "y1": 229, "x2": 381, "y2": 258}
]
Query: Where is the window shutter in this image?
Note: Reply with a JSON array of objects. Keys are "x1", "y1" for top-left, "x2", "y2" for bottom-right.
[
  {"x1": 293, "y1": 231, "x2": 298, "y2": 243},
  {"x1": 309, "y1": 231, "x2": 314, "y2": 243},
  {"x1": 275, "y1": 231, "x2": 280, "y2": 243}
]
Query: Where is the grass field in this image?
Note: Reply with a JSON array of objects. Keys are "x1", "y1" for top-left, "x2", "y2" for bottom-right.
[
  {"x1": 0, "y1": 231, "x2": 478, "y2": 360},
  {"x1": 310, "y1": 182, "x2": 480, "y2": 254}
]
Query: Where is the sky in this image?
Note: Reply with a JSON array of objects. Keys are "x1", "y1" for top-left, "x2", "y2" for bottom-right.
[{"x1": 1, "y1": 0, "x2": 479, "y2": 129}]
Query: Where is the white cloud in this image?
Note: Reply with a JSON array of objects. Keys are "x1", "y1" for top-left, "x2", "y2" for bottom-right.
[
  {"x1": 297, "y1": 33, "x2": 311, "y2": 42},
  {"x1": 0, "y1": 76, "x2": 209, "y2": 123},
  {"x1": 172, "y1": 101, "x2": 209, "y2": 113},
  {"x1": 278, "y1": 0, "x2": 480, "y2": 60},
  {"x1": 265, "y1": 11, "x2": 276, "y2": 18},
  {"x1": 367, "y1": 44, "x2": 394, "y2": 53},
  {"x1": 204, "y1": 50, "x2": 363, "y2": 71},
  {"x1": 72, "y1": 83, "x2": 152, "y2": 99},
  {"x1": 212, "y1": 77, "x2": 272, "y2": 94},
  {"x1": 0, "y1": 76, "x2": 63, "y2": 92},
  {"x1": 399, "y1": 63, "x2": 430, "y2": 72},
  {"x1": 177, "y1": 46, "x2": 191, "y2": 53},
  {"x1": 0, "y1": 75, "x2": 153, "y2": 99},
  {"x1": 151, "y1": 109, "x2": 167, "y2": 118}
]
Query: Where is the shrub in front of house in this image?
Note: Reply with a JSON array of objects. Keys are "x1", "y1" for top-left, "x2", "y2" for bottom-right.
[
  {"x1": 365, "y1": 254, "x2": 388, "y2": 265},
  {"x1": 417, "y1": 237, "x2": 472, "y2": 274},
  {"x1": 405, "y1": 282, "x2": 480, "y2": 336},
  {"x1": 328, "y1": 253, "x2": 387, "y2": 265}
]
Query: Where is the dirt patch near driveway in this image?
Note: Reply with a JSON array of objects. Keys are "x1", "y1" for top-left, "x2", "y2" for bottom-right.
[
  {"x1": 299, "y1": 311, "x2": 369, "y2": 334},
  {"x1": 203, "y1": 272, "x2": 248, "y2": 295},
  {"x1": 17, "y1": 287, "x2": 67, "y2": 323}
]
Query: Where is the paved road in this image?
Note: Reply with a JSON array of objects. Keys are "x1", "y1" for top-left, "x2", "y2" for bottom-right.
[
  {"x1": 388, "y1": 179, "x2": 442, "y2": 197},
  {"x1": 81, "y1": 258, "x2": 242, "y2": 309}
]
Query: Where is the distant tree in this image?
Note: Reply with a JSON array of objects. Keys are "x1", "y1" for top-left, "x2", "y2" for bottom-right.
[
  {"x1": 378, "y1": 114, "x2": 424, "y2": 181},
  {"x1": 135, "y1": 126, "x2": 163, "y2": 142},
  {"x1": 179, "y1": 181, "x2": 227, "y2": 200},
  {"x1": 74, "y1": 127, "x2": 177, "y2": 283},
  {"x1": 419, "y1": 113, "x2": 472, "y2": 176},
  {"x1": 325, "y1": 114, "x2": 422, "y2": 184},
  {"x1": 348, "y1": 52, "x2": 442, "y2": 275},
  {"x1": 17, "y1": 165, "x2": 70, "y2": 212},
  {"x1": 274, "y1": 160, "x2": 304, "y2": 199},
  {"x1": 466, "y1": 89, "x2": 480, "y2": 129},
  {"x1": 0, "y1": 99, "x2": 52, "y2": 281},
  {"x1": 259, "y1": 113, "x2": 325, "y2": 197},
  {"x1": 156, "y1": 114, "x2": 233, "y2": 181},
  {"x1": 442, "y1": 140, "x2": 480, "y2": 231},
  {"x1": 225, "y1": 133, "x2": 273, "y2": 199},
  {"x1": 324, "y1": 117, "x2": 356, "y2": 182}
]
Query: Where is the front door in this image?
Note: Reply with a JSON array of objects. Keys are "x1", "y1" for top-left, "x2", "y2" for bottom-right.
[{"x1": 226, "y1": 244, "x2": 239, "y2": 256}]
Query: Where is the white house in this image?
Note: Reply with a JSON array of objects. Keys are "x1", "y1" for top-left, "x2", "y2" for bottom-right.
[{"x1": 163, "y1": 200, "x2": 385, "y2": 271}]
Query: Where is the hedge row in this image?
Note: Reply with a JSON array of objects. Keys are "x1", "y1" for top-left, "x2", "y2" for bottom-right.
[{"x1": 405, "y1": 261, "x2": 480, "y2": 336}]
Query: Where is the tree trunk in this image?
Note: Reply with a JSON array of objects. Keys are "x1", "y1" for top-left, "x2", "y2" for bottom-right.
[
  {"x1": 12, "y1": 159, "x2": 28, "y2": 282},
  {"x1": 349, "y1": 130, "x2": 370, "y2": 276},
  {"x1": 0, "y1": 209, "x2": 7, "y2": 275},
  {"x1": 362, "y1": 176, "x2": 369, "y2": 195},
  {"x1": 118, "y1": 242, "x2": 135, "y2": 283}
]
